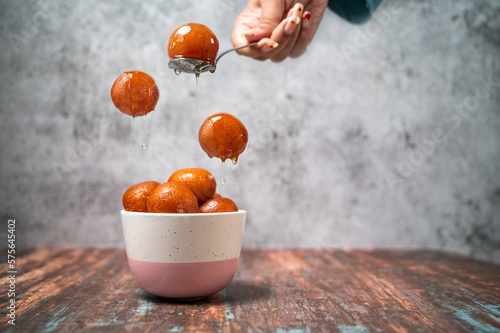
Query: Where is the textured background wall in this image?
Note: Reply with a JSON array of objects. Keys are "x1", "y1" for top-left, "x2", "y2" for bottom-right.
[{"x1": 1, "y1": 0, "x2": 499, "y2": 263}]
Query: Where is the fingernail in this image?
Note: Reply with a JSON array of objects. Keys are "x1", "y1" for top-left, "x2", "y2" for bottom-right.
[
  {"x1": 294, "y1": 3, "x2": 304, "y2": 13},
  {"x1": 285, "y1": 16, "x2": 301, "y2": 34},
  {"x1": 302, "y1": 11, "x2": 311, "y2": 28},
  {"x1": 241, "y1": 30, "x2": 254, "y2": 37},
  {"x1": 262, "y1": 41, "x2": 279, "y2": 52}
]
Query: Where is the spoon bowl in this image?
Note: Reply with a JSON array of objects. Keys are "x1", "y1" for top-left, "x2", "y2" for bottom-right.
[
  {"x1": 168, "y1": 43, "x2": 257, "y2": 75},
  {"x1": 168, "y1": 58, "x2": 216, "y2": 75}
]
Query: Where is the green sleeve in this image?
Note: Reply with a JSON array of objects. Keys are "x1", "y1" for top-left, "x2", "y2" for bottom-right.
[{"x1": 327, "y1": 0, "x2": 383, "y2": 24}]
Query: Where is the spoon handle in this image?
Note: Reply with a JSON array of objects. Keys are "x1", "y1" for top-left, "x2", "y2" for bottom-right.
[{"x1": 216, "y1": 42, "x2": 258, "y2": 64}]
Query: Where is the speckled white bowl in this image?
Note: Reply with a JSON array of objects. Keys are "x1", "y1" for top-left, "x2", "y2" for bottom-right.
[{"x1": 121, "y1": 210, "x2": 246, "y2": 300}]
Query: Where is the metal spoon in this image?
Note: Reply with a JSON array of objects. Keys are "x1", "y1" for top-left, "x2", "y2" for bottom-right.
[{"x1": 168, "y1": 42, "x2": 258, "y2": 75}]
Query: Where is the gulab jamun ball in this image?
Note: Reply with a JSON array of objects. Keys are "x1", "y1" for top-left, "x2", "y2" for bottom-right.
[
  {"x1": 110, "y1": 70, "x2": 159, "y2": 117},
  {"x1": 168, "y1": 168, "x2": 216, "y2": 205},
  {"x1": 146, "y1": 182, "x2": 199, "y2": 213},
  {"x1": 168, "y1": 23, "x2": 219, "y2": 68},
  {"x1": 199, "y1": 113, "x2": 248, "y2": 164},
  {"x1": 122, "y1": 181, "x2": 160, "y2": 212},
  {"x1": 200, "y1": 197, "x2": 238, "y2": 213}
]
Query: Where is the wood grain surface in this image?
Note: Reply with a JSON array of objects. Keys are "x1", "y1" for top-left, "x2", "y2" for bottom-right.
[{"x1": 1, "y1": 248, "x2": 499, "y2": 332}]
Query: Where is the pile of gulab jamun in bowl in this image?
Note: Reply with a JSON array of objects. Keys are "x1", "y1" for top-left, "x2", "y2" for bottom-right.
[{"x1": 121, "y1": 168, "x2": 246, "y2": 300}]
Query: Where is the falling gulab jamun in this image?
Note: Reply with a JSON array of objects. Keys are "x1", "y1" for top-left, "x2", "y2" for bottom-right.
[
  {"x1": 199, "y1": 113, "x2": 248, "y2": 164},
  {"x1": 110, "y1": 70, "x2": 159, "y2": 117}
]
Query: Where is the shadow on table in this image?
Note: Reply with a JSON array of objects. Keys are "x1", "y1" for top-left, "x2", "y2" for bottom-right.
[
  {"x1": 223, "y1": 280, "x2": 272, "y2": 303},
  {"x1": 139, "y1": 280, "x2": 272, "y2": 305}
]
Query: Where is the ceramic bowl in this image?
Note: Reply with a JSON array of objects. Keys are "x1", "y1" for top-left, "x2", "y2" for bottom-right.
[{"x1": 121, "y1": 210, "x2": 246, "y2": 300}]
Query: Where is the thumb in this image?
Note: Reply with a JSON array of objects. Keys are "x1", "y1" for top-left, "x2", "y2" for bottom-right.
[{"x1": 246, "y1": 0, "x2": 285, "y2": 41}]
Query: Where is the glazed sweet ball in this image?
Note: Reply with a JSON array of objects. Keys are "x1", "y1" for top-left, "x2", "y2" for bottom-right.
[
  {"x1": 110, "y1": 70, "x2": 159, "y2": 117},
  {"x1": 199, "y1": 113, "x2": 248, "y2": 164},
  {"x1": 168, "y1": 168, "x2": 216, "y2": 205},
  {"x1": 146, "y1": 182, "x2": 199, "y2": 213},
  {"x1": 200, "y1": 197, "x2": 238, "y2": 213},
  {"x1": 168, "y1": 23, "x2": 219, "y2": 68},
  {"x1": 122, "y1": 181, "x2": 160, "y2": 212}
]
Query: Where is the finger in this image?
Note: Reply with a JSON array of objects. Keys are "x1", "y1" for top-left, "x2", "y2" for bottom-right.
[
  {"x1": 232, "y1": 37, "x2": 278, "y2": 60},
  {"x1": 231, "y1": 2, "x2": 265, "y2": 58},
  {"x1": 271, "y1": 16, "x2": 302, "y2": 62},
  {"x1": 243, "y1": 0, "x2": 286, "y2": 42},
  {"x1": 269, "y1": 5, "x2": 304, "y2": 62},
  {"x1": 289, "y1": 1, "x2": 328, "y2": 59},
  {"x1": 254, "y1": 3, "x2": 305, "y2": 61},
  {"x1": 289, "y1": 11, "x2": 312, "y2": 58},
  {"x1": 251, "y1": 38, "x2": 279, "y2": 61},
  {"x1": 284, "y1": 3, "x2": 303, "y2": 34},
  {"x1": 232, "y1": 27, "x2": 258, "y2": 56},
  {"x1": 231, "y1": 0, "x2": 260, "y2": 46},
  {"x1": 253, "y1": 19, "x2": 290, "y2": 60},
  {"x1": 232, "y1": 26, "x2": 255, "y2": 50},
  {"x1": 238, "y1": 16, "x2": 288, "y2": 61},
  {"x1": 302, "y1": 10, "x2": 312, "y2": 29}
]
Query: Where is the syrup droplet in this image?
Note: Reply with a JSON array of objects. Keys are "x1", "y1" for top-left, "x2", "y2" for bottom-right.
[
  {"x1": 174, "y1": 69, "x2": 181, "y2": 75},
  {"x1": 209, "y1": 68, "x2": 215, "y2": 74},
  {"x1": 231, "y1": 156, "x2": 238, "y2": 165},
  {"x1": 220, "y1": 161, "x2": 226, "y2": 185},
  {"x1": 142, "y1": 142, "x2": 148, "y2": 150},
  {"x1": 195, "y1": 72, "x2": 200, "y2": 117}
]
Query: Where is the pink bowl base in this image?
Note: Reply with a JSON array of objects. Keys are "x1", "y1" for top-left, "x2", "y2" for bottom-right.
[{"x1": 128, "y1": 257, "x2": 240, "y2": 299}]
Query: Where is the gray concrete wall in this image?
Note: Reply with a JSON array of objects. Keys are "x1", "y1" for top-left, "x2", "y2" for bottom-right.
[{"x1": 1, "y1": 0, "x2": 499, "y2": 263}]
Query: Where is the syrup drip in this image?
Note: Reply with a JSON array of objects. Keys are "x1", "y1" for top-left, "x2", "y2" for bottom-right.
[
  {"x1": 195, "y1": 71, "x2": 200, "y2": 117},
  {"x1": 193, "y1": 70, "x2": 201, "y2": 157},
  {"x1": 130, "y1": 117, "x2": 137, "y2": 152},
  {"x1": 141, "y1": 112, "x2": 149, "y2": 150},
  {"x1": 220, "y1": 162, "x2": 226, "y2": 185},
  {"x1": 128, "y1": 117, "x2": 138, "y2": 163},
  {"x1": 129, "y1": 114, "x2": 151, "y2": 160},
  {"x1": 220, "y1": 161, "x2": 226, "y2": 185},
  {"x1": 174, "y1": 69, "x2": 181, "y2": 75}
]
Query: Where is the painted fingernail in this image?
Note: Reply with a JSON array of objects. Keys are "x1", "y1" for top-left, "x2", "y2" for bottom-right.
[
  {"x1": 302, "y1": 11, "x2": 311, "y2": 28},
  {"x1": 294, "y1": 3, "x2": 304, "y2": 13},
  {"x1": 285, "y1": 16, "x2": 301, "y2": 34},
  {"x1": 262, "y1": 41, "x2": 279, "y2": 52}
]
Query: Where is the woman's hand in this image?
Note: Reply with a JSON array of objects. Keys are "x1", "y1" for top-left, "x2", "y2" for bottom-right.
[{"x1": 231, "y1": 0, "x2": 329, "y2": 62}]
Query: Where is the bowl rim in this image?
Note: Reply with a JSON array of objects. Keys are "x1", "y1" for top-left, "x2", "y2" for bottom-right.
[{"x1": 121, "y1": 209, "x2": 246, "y2": 217}]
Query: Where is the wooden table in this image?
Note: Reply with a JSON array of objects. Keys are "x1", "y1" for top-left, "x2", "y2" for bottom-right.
[{"x1": 1, "y1": 248, "x2": 499, "y2": 332}]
